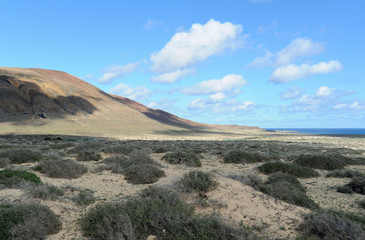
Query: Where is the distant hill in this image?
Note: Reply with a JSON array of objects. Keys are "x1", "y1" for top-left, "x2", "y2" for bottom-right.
[{"x1": 0, "y1": 67, "x2": 262, "y2": 139}]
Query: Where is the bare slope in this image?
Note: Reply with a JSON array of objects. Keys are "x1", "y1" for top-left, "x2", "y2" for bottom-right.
[{"x1": 0, "y1": 67, "x2": 262, "y2": 138}]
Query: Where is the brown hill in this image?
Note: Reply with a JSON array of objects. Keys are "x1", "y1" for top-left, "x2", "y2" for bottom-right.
[{"x1": 0, "y1": 67, "x2": 263, "y2": 139}]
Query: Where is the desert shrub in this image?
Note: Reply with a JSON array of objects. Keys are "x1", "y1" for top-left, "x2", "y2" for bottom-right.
[
  {"x1": 0, "y1": 169, "x2": 41, "y2": 187},
  {"x1": 162, "y1": 150, "x2": 202, "y2": 167},
  {"x1": 80, "y1": 186, "x2": 255, "y2": 240},
  {"x1": 76, "y1": 150, "x2": 102, "y2": 161},
  {"x1": 102, "y1": 144, "x2": 139, "y2": 155},
  {"x1": 102, "y1": 151, "x2": 160, "y2": 171},
  {"x1": 0, "y1": 205, "x2": 22, "y2": 239},
  {"x1": 124, "y1": 164, "x2": 165, "y2": 184},
  {"x1": 337, "y1": 185, "x2": 354, "y2": 194},
  {"x1": 229, "y1": 174, "x2": 264, "y2": 190},
  {"x1": 0, "y1": 149, "x2": 43, "y2": 164},
  {"x1": 67, "y1": 141, "x2": 103, "y2": 154},
  {"x1": 327, "y1": 209, "x2": 365, "y2": 227},
  {"x1": 72, "y1": 190, "x2": 96, "y2": 206},
  {"x1": 30, "y1": 183, "x2": 64, "y2": 200},
  {"x1": 258, "y1": 161, "x2": 319, "y2": 178},
  {"x1": 260, "y1": 173, "x2": 318, "y2": 209},
  {"x1": 300, "y1": 212, "x2": 365, "y2": 240},
  {"x1": 9, "y1": 203, "x2": 62, "y2": 239},
  {"x1": 178, "y1": 171, "x2": 218, "y2": 194},
  {"x1": 100, "y1": 155, "x2": 128, "y2": 173},
  {"x1": 154, "y1": 146, "x2": 168, "y2": 153},
  {"x1": 0, "y1": 158, "x2": 10, "y2": 168},
  {"x1": 347, "y1": 176, "x2": 365, "y2": 194},
  {"x1": 49, "y1": 142, "x2": 74, "y2": 150},
  {"x1": 34, "y1": 159, "x2": 87, "y2": 179},
  {"x1": 223, "y1": 150, "x2": 267, "y2": 164},
  {"x1": 326, "y1": 169, "x2": 364, "y2": 178},
  {"x1": 295, "y1": 154, "x2": 347, "y2": 170},
  {"x1": 359, "y1": 200, "x2": 365, "y2": 209}
]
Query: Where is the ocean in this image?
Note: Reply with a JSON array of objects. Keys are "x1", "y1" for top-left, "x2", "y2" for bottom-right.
[{"x1": 265, "y1": 128, "x2": 365, "y2": 135}]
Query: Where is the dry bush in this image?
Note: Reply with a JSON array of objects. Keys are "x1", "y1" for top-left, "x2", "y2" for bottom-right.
[
  {"x1": 0, "y1": 149, "x2": 43, "y2": 164},
  {"x1": 34, "y1": 159, "x2": 87, "y2": 179},
  {"x1": 295, "y1": 154, "x2": 347, "y2": 170},
  {"x1": 123, "y1": 164, "x2": 165, "y2": 184},
  {"x1": 162, "y1": 150, "x2": 202, "y2": 167},
  {"x1": 258, "y1": 161, "x2": 319, "y2": 178},
  {"x1": 223, "y1": 150, "x2": 267, "y2": 164},
  {"x1": 178, "y1": 171, "x2": 218, "y2": 194},
  {"x1": 0, "y1": 169, "x2": 41, "y2": 188}
]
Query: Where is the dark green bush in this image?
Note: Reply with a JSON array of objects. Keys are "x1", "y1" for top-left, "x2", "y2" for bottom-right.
[
  {"x1": 347, "y1": 176, "x2": 365, "y2": 194},
  {"x1": 124, "y1": 164, "x2": 165, "y2": 184},
  {"x1": 0, "y1": 149, "x2": 43, "y2": 164},
  {"x1": 34, "y1": 159, "x2": 87, "y2": 179},
  {"x1": 260, "y1": 173, "x2": 318, "y2": 209},
  {"x1": 162, "y1": 150, "x2": 202, "y2": 167},
  {"x1": 326, "y1": 169, "x2": 364, "y2": 178},
  {"x1": 178, "y1": 171, "x2": 218, "y2": 194},
  {"x1": 0, "y1": 169, "x2": 41, "y2": 187},
  {"x1": 0, "y1": 205, "x2": 22, "y2": 239},
  {"x1": 258, "y1": 161, "x2": 319, "y2": 178},
  {"x1": 295, "y1": 154, "x2": 347, "y2": 170},
  {"x1": 154, "y1": 146, "x2": 168, "y2": 153},
  {"x1": 359, "y1": 200, "x2": 365, "y2": 209},
  {"x1": 337, "y1": 185, "x2": 354, "y2": 194},
  {"x1": 223, "y1": 150, "x2": 267, "y2": 164},
  {"x1": 76, "y1": 150, "x2": 102, "y2": 161},
  {"x1": 300, "y1": 212, "x2": 365, "y2": 239},
  {"x1": 80, "y1": 187, "x2": 255, "y2": 240}
]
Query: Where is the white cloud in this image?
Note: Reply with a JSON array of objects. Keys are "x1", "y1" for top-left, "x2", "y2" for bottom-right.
[
  {"x1": 275, "y1": 37, "x2": 325, "y2": 65},
  {"x1": 333, "y1": 103, "x2": 347, "y2": 110},
  {"x1": 188, "y1": 97, "x2": 256, "y2": 113},
  {"x1": 182, "y1": 74, "x2": 247, "y2": 95},
  {"x1": 109, "y1": 83, "x2": 150, "y2": 100},
  {"x1": 151, "y1": 68, "x2": 194, "y2": 83},
  {"x1": 209, "y1": 92, "x2": 226, "y2": 102},
  {"x1": 270, "y1": 60, "x2": 343, "y2": 83},
  {"x1": 350, "y1": 102, "x2": 365, "y2": 110},
  {"x1": 315, "y1": 86, "x2": 334, "y2": 97},
  {"x1": 249, "y1": 37, "x2": 325, "y2": 68},
  {"x1": 280, "y1": 86, "x2": 303, "y2": 100},
  {"x1": 236, "y1": 101, "x2": 255, "y2": 110},
  {"x1": 150, "y1": 19, "x2": 245, "y2": 74},
  {"x1": 98, "y1": 61, "x2": 145, "y2": 84},
  {"x1": 258, "y1": 21, "x2": 278, "y2": 34},
  {"x1": 144, "y1": 19, "x2": 162, "y2": 30}
]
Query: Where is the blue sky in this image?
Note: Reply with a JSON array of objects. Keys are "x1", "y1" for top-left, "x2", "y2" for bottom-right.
[{"x1": 1, "y1": 0, "x2": 364, "y2": 128}]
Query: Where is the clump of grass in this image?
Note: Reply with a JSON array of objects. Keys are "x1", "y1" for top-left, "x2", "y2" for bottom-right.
[
  {"x1": 258, "y1": 161, "x2": 319, "y2": 178},
  {"x1": 295, "y1": 154, "x2": 347, "y2": 170},
  {"x1": 76, "y1": 150, "x2": 102, "y2": 161},
  {"x1": 80, "y1": 186, "x2": 255, "y2": 240},
  {"x1": 7, "y1": 203, "x2": 62, "y2": 239},
  {"x1": 72, "y1": 190, "x2": 96, "y2": 206},
  {"x1": 300, "y1": 212, "x2": 365, "y2": 239},
  {"x1": 223, "y1": 150, "x2": 267, "y2": 164},
  {"x1": 34, "y1": 159, "x2": 87, "y2": 179},
  {"x1": 178, "y1": 171, "x2": 218, "y2": 194},
  {"x1": 162, "y1": 150, "x2": 202, "y2": 167},
  {"x1": 0, "y1": 169, "x2": 41, "y2": 187},
  {"x1": 29, "y1": 183, "x2": 64, "y2": 200},
  {"x1": 0, "y1": 149, "x2": 43, "y2": 164},
  {"x1": 124, "y1": 164, "x2": 165, "y2": 184},
  {"x1": 258, "y1": 173, "x2": 318, "y2": 209},
  {"x1": 326, "y1": 169, "x2": 364, "y2": 178}
]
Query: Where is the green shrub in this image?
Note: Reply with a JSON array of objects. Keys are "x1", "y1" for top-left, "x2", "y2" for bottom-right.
[
  {"x1": 300, "y1": 212, "x2": 365, "y2": 239},
  {"x1": 258, "y1": 161, "x2": 319, "y2": 178},
  {"x1": 67, "y1": 141, "x2": 103, "y2": 154},
  {"x1": 49, "y1": 142, "x2": 74, "y2": 150},
  {"x1": 34, "y1": 159, "x2": 87, "y2": 179},
  {"x1": 260, "y1": 173, "x2": 318, "y2": 209},
  {"x1": 9, "y1": 203, "x2": 62, "y2": 239},
  {"x1": 0, "y1": 149, "x2": 43, "y2": 164},
  {"x1": 359, "y1": 200, "x2": 365, "y2": 209},
  {"x1": 72, "y1": 190, "x2": 96, "y2": 206},
  {"x1": 30, "y1": 184, "x2": 64, "y2": 200},
  {"x1": 0, "y1": 158, "x2": 9, "y2": 168},
  {"x1": 124, "y1": 164, "x2": 165, "y2": 184},
  {"x1": 179, "y1": 171, "x2": 218, "y2": 194},
  {"x1": 102, "y1": 144, "x2": 138, "y2": 155},
  {"x1": 347, "y1": 176, "x2": 365, "y2": 194},
  {"x1": 295, "y1": 154, "x2": 347, "y2": 170},
  {"x1": 162, "y1": 150, "x2": 202, "y2": 167},
  {"x1": 0, "y1": 169, "x2": 41, "y2": 187},
  {"x1": 76, "y1": 150, "x2": 102, "y2": 161},
  {"x1": 80, "y1": 187, "x2": 255, "y2": 240},
  {"x1": 326, "y1": 169, "x2": 364, "y2": 178},
  {"x1": 0, "y1": 205, "x2": 22, "y2": 239},
  {"x1": 223, "y1": 150, "x2": 267, "y2": 164},
  {"x1": 154, "y1": 146, "x2": 168, "y2": 153},
  {"x1": 337, "y1": 185, "x2": 354, "y2": 194}
]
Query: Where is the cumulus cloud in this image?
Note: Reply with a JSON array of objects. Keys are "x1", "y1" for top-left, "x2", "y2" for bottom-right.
[
  {"x1": 270, "y1": 60, "x2": 343, "y2": 83},
  {"x1": 209, "y1": 92, "x2": 226, "y2": 102},
  {"x1": 109, "y1": 83, "x2": 150, "y2": 100},
  {"x1": 151, "y1": 68, "x2": 194, "y2": 83},
  {"x1": 249, "y1": 37, "x2": 325, "y2": 68},
  {"x1": 188, "y1": 96, "x2": 255, "y2": 113},
  {"x1": 182, "y1": 74, "x2": 247, "y2": 95},
  {"x1": 150, "y1": 19, "x2": 246, "y2": 82},
  {"x1": 280, "y1": 86, "x2": 303, "y2": 100},
  {"x1": 98, "y1": 61, "x2": 145, "y2": 84},
  {"x1": 315, "y1": 86, "x2": 335, "y2": 97}
]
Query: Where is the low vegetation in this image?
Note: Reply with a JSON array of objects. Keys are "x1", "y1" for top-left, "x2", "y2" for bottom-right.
[
  {"x1": 162, "y1": 150, "x2": 202, "y2": 167},
  {"x1": 34, "y1": 159, "x2": 87, "y2": 179},
  {"x1": 0, "y1": 169, "x2": 41, "y2": 187},
  {"x1": 223, "y1": 150, "x2": 267, "y2": 164},
  {"x1": 257, "y1": 161, "x2": 319, "y2": 178},
  {"x1": 76, "y1": 150, "x2": 102, "y2": 161},
  {"x1": 295, "y1": 154, "x2": 347, "y2": 170},
  {"x1": 326, "y1": 169, "x2": 364, "y2": 178},
  {"x1": 337, "y1": 175, "x2": 365, "y2": 195},
  {"x1": 29, "y1": 183, "x2": 64, "y2": 200},
  {"x1": 124, "y1": 164, "x2": 166, "y2": 184},
  {"x1": 0, "y1": 203, "x2": 61, "y2": 239},
  {"x1": 80, "y1": 187, "x2": 256, "y2": 240},
  {"x1": 178, "y1": 171, "x2": 218, "y2": 194},
  {"x1": 72, "y1": 190, "x2": 96, "y2": 206},
  {"x1": 0, "y1": 149, "x2": 43, "y2": 164}
]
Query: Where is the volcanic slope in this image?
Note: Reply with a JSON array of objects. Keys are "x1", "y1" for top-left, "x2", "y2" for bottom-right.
[{"x1": 0, "y1": 67, "x2": 262, "y2": 139}]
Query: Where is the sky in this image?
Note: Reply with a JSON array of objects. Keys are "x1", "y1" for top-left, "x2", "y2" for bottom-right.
[{"x1": 1, "y1": 0, "x2": 364, "y2": 128}]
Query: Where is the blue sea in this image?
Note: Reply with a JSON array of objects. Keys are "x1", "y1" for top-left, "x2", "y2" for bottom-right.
[{"x1": 265, "y1": 128, "x2": 365, "y2": 135}]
